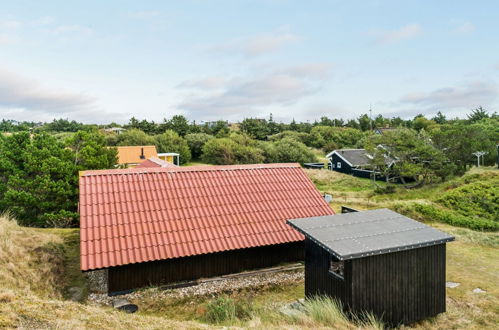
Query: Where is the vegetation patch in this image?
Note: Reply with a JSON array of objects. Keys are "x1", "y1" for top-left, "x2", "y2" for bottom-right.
[{"x1": 436, "y1": 180, "x2": 498, "y2": 221}]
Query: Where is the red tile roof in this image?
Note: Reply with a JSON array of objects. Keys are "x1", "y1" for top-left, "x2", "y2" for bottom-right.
[{"x1": 79, "y1": 163, "x2": 334, "y2": 271}]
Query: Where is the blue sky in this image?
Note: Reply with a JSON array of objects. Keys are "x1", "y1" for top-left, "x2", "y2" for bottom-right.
[{"x1": 0, "y1": 0, "x2": 498, "y2": 124}]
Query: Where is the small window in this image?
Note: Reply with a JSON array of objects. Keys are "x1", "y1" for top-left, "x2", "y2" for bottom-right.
[
  {"x1": 337, "y1": 162, "x2": 342, "y2": 169},
  {"x1": 329, "y1": 256, "x2": 344, "y2": 280}
]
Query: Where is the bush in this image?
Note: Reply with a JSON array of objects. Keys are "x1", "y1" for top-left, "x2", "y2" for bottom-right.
[
  {"x1": 0, "y1": 133, "x2": 79, "y2": 227},
  {"x1": 185, "y1": 133, "x2": 214, "y2": 159},
  {"x1": 116, "y1": 128, "x2": 155, "y2": 146},
  {"x1": 412, "y1": 204, "x2": 498, "y2": 231},
  {"x1": 202, "y1": 138, "x2": 264, "y2": 165},
  {"x1": 263, "y1": 138, "x2": 317, "y2": 164},
  {"x1": 437, "y1": 181, "x2": 498, "y2": 221},
  {"x1": 154, "y1": 130, "x2": 191, "y2": 164}
]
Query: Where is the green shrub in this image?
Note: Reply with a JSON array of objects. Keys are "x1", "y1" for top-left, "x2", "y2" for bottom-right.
[
  {"x1": 185, "y1": 133, "x2": 214, "y2": 159},
  {"x1": 437, "y1": 181, "x2": 498, "y2": 221},
  {"x1": 413, "y1": 204, "x2": 498, "y2": 231},
  {"x1": 154, "y1": 130, "x2": 191, "y2": 164}
]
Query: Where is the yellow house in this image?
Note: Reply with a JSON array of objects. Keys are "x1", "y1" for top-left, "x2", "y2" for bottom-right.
[
  {"x1": 116, "y1": 146, "x2": 158, "y2": 167},
  {"x1": 157, "y1": 152, "x2": 180, "y2": 166}
]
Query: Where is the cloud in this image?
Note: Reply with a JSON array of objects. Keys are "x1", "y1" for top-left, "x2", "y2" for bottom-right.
[
  {"x1": 177, "y1": 77, "x2": 226, "y2": 90},
  {"x1": 276, "y1": 63, "x2": 333, "y2": 79},
  {"x1": 456, "y1": 22, "x2": 475, "y2": 34},
  {"x1": 52, "y1": 24, "x2": 92, "y2": 37},
  {"x1": 177, "y1": 63, "x2": 329, "y2": 120},
  {"x1": 373, "y1": 24, "x2": 422, "y2": 44},
  {"x1": 213, "y1": 28, "x2": 301, "y2": 57},
  {"x1": 399, "y1": 81, "x2": 498, "y2": 110},
  {"x1": 0, "y1": 19, "x2": 21, "y2": 30},
  {"x1": 0, "y1": 67, "x2": 96, "y2": 117}
]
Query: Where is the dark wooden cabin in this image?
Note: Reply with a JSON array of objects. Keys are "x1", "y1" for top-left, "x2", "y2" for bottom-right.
[
  {"x1": 326, "y1": 149, "x2": 394, "y2": 181},
  {"x1": 79, "y1": 163, "x2": 334, "y2": 294},
  {"x1": 288, "y1": 209, "x2": 454, "y2": 325}
]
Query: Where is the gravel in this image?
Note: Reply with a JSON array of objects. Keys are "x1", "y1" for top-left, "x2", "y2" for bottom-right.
[{"x1": 88, "y1": 267, "x2": 304, "y2": 307}]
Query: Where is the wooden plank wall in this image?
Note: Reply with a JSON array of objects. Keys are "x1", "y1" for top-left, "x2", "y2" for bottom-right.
[
  {"x1": 304, "y1": 238, "x2": 352, "y2": 305},
  {"x1": 108, "y1": 241, "x2": 304, "y2": 293},
  {"x1": 350, "y1": 244, "x2": 447, "y2": 325}
]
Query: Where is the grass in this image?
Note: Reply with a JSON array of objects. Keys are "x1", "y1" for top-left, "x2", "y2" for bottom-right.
[
  {"x1": 0, "y1": 215, "x2": 206, "y2": 329},
  {"x1": 306, "y1": 167, "x2": 498, "y2": 231}
]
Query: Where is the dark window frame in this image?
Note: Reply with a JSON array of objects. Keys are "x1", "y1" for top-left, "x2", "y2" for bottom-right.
[{"x1": 329, "y1": 255, "x2": 345, "y2": 280}]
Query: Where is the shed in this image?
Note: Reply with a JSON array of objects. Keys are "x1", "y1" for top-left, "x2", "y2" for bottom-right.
[
  {"x1": 287, "y1": 209, "x2": 454, "y2": 325},
  {"x1": 79, "y1": 163, "x2": 334, "y2": 294}
]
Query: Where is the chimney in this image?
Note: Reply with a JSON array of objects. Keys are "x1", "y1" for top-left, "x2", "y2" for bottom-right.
[{"x1": 140, "y1": 147, "x2": 145, "y2": 159}]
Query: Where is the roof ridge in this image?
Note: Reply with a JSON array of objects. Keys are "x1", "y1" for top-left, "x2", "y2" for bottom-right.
[{"x1": 81, "y1": 163, "x2": 301, "y2": 176}]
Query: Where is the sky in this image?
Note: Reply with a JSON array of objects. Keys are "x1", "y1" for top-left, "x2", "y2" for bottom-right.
[{"x1": 0, "y1": 0, "x2": 498, "y2": 124}]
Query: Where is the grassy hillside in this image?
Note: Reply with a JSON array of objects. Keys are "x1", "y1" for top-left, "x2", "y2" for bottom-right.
[
  {"x1": 0, "y1": 215, "x2": 206, "y2": 329},
  {"x1": 306, "y1": 167, "x2": 498, "y2": 230}
]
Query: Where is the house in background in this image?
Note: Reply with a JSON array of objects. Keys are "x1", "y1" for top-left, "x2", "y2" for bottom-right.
[
  {"x1": 79, "y1": 163, "x2": 334, "y2": 294},
  {"x1": 137, "y1": 156, "x2": 178, "y2": 168},
  {"x1": 157, "y1": 152, "x2": 180, "y2": 166},
  {"x1": 326, "y1": 149, "x2": 395, "y2": 181},
  {"x1": 103, "y1": 127, "x2": 126, "y2": 135},
  {"x1": 288, "y1": 208, "x2": 454, "y2": 325},
  {"x1": 115, "y1": 145, "x2": 158, "y2": 168}
]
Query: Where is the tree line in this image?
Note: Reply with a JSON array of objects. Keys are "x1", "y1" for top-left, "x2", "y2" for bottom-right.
[{"x1": 0, "y1": 107, "x2": 497, "y2": 227}]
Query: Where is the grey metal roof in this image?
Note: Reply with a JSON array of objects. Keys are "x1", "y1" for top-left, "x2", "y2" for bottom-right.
[{"x1": 288, "y1": 209, "x2": 454, "y2": 260}]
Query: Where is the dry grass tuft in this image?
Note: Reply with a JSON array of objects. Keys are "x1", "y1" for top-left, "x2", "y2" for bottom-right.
[{"x1": 0, "y1": 214, "x2": 64, "y2": 298}]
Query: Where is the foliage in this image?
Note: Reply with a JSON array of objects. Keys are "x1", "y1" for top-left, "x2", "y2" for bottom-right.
[
  {"x1": 411, "y1": 203, "x2": 498, "y2": 231},
  {"x1": 201, "y1": 138, "x2": 264, "y2": 165},
  {"x1": 0, "y1": 133, "x2": 78, "y2": 227},
  {"x1": 65, "y1": 130, "x2": 118, "y2": 170},
  {"x1": 436, "y1": 180, "x2": 498, "y2": 221},
  {"x1": 268, "y1": 130, "x2": 310, "y2": 144},
  {"x1": 365, "y1": 128, "x2": 457, "y2": 184},
  {"x1": 160, "y1": 115, "x2": 190, "y2": 136},
  {"x1": 185, "y1": 133, "x2": 214, "y2": 159},
  {"x1": 154, "y1": 130, "x2": 191, "y2": 164},
  {"x1": 116, "y1": 128, "x2": 156, "y2": 146},
  {"x1": 431, "y1": 119, "x2": 497, "y2": 169},
  {"x1": 309, "y1": 125, "x2": 365, "y2": 150},
  {"x1": 467, "y1": 106, "x2": 489, "y2": 123},
  {"x1": 262, "y1": 138, "x2": 317, "y2": 164},
  {"x1": 40, "y1": 118, "x2": 86, "y2": 132},
  {"x1": 0, "y1": 119, "x2": 39, "y2": 132}
]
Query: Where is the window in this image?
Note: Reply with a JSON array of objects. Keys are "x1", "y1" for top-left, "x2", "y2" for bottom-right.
[
  {"x1": 337, "y1": 162, "x2": 342, "y2": 169},
  {"x1": 329, "y1": 256, "x2": 344, "y2": 280}
]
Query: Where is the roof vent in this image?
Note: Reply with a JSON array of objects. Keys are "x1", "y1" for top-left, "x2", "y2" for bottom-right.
[{"x1": 140, "y1": 147, "x2": 145, "y2": 159}]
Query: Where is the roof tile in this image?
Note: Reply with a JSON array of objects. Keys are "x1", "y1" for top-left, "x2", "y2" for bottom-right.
[{"x1": 79, "y1": 163, "x2": 334, "y2": 270}]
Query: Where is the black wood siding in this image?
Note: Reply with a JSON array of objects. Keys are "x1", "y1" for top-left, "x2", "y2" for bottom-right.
[
  {"x1": 351, "y1": 244, "x2": 446, "y2": 325},
  {"x1": 330, "y1": 154, "x2": 353, "y2": 174},
  {"x1": 304, "y1": 238, "x2": 352, "y2": 305},
  {"x1": 108, "y1": 241, "x2": 303, "y2": 293},
  {"x1": 305, "y1": 240, "x2": 447, "y2": 325}
]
